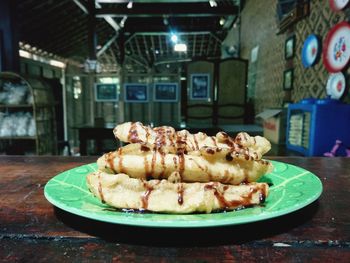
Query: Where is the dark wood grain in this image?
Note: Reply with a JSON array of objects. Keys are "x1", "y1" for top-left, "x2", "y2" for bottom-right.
[
  {"x1": 0, "y1": 156, "x2": 349, "y2": 262},
  {"x1": 1, "y1": 239, "x2": 350, "y2": 263}
]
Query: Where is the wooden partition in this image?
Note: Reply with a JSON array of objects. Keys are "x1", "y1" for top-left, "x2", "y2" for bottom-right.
[
  {"x1": 122, "y1": 73, "x2": 181, "y2": 127},
  {"x1": 217, "y1": 58, "x2": 248, "y2": 124},
  {"x1": 184, "y1": 58, "x2": 248, "y2": 126},
  {"x1": 152, "y1": 74, "x2": 181, "y2": 126},
  {"x1": 122, "y1": 74, "x2": 151, "y2": 124},
  {"x1": 185, "y1": 60, "x2": 215, "y2": 125}
]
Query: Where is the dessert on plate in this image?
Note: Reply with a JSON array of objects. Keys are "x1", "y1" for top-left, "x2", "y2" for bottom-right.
[{"x1": 87, "y1": 122, "x2": 273, "y2": 214}]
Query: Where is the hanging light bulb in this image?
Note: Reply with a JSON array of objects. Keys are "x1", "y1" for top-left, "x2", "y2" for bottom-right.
[
  {"x1": 209, "y1": 0, "x2": 217, "y2": 7},
  {"x1": 171, "y1": 34, "x2": 178, "y2": 43}
]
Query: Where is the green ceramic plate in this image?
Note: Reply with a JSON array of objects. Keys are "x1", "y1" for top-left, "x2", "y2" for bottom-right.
[{"x1": 44, "y1": 160, "x2": 322, "y2": 228}]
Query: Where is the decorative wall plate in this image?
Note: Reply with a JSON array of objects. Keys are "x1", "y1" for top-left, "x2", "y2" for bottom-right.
[
  {"x1": 323, "y1": 22, "x2": 350, "y2": 73},
  {"x1": 329, "y1": 0, "x2": 350, "y2": 11},
  {"x1": 326, "y1": 72, "x2": 346, "y2": 99},
  {"x1": 302, "y1": 34, "x2": 320, "y2": 68}
]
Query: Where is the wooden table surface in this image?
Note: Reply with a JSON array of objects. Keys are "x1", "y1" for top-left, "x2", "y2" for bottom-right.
[{"x1": 0, "y1": 156, "x2": 349, "y2": 262}]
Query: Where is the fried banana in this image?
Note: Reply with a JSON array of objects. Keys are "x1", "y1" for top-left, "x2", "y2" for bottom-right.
[
  {"x1": 113, "y1": 122, "x2": 271, "y2": 159},
  {"x1": 87, "y1": 171, "x2": 269, "y2": 214},
  {"x1": 97, "y1": 143, "x2": 273, "y2": 185}
]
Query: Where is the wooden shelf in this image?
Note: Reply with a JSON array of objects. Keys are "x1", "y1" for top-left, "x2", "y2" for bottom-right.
[
  {"x1": 0, "y1": 72, "x2": 57, "y2": 155},
  {"x1": 0, "y1": 136, "x2": 36, "y2": 140},
  {"x1": 0, "y1": 104, "x2": 33, "y2": 109}
]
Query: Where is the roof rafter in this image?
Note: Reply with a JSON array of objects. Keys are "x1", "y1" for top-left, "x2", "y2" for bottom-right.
[{"x1": 95, "y1": 3, "x2": 238, "y2": 17}]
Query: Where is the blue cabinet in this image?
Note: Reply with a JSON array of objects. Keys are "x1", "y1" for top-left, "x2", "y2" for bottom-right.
[{"x1": 287, "y1": 100, "x2": 350, "y2": 156}]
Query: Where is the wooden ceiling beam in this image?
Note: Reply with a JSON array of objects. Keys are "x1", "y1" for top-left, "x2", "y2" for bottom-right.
[
  {"x1": 17, "y1": 0, "x2": 231, "y2": 64},
  {"x1": 124, "y1": 24, "x2": 223, "y2": 33},
  {"x1": 19, "y1": 2, "x2": 76, "y2": 28},
  {"x1": 19, "y1": 8, "x2": 88, "y2": 49},
  {"x1": 41, "y1": 21, "x2": 110, "y2": 53},
  {"x1": 150, "y1": 35, "x2": 156, "y2": 63},
  {"x1": 95, "y1": 3, "x2": 238, "y2": 17}
]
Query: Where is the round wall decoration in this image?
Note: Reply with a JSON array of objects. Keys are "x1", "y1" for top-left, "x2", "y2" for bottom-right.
[
  {"x1": 301, "y1": 34, "x2": 320, "y2": 68},
  {"x1": 323, "y1": 21, "x2": 350, "y2": 73},
  {"x1": 326, "y1": 72, "x2": 346, "y2": 99},
  {"x1": 329, "y1": 0, "x2": 350, "y2": 11}
]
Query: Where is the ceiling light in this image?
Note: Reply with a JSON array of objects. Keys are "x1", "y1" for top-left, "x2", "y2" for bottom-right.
[
  {"x1": 219, "y1": 17, "x2": 225, "y2": 26},
  {"x1": 19, "y1": 50, "x2": 31, "y2": 59},
  {"x1": 174, "y1": 43, "x2": 187, "y2": 52},
  {"x1": 127, "y1": 1, "x2": 133, "y2": 9},
  {"x1": 19, "y1": 49, "x2": 66, "y2": 69},
  {"x1": 209, "y1": 0, "x2": 217, "y2": 7},
  {"x1": 171, "y1": 34, "x2": 178, "y2": 43},
  {"x1": 49, "y1": 59, "x2": 66, "y2": 69},
  {"x1": 163, "y1": 17, "x2": 169, "y2": 26}
]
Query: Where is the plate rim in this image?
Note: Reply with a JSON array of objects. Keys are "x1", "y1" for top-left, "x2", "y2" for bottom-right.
[
  {"x1": 44, "y1": 160, "x2": 323, "y2": 228},
  {"x1": 329, "y1": 0, "x2": 350, "y2": 11},
  {"x1": 302, "y1": 34, "x2": 320, "y2": 68},
  {"x1": 326, "y1": 72, "x2": 346, "y2": 99},
  {"x1": 323, "y1": 21, "x2": 350, "y2": 73}
]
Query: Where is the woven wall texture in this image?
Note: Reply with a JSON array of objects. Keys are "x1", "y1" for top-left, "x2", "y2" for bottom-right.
[{"x1": 240, "y1": 0, "x2": 348, "y2": 114}]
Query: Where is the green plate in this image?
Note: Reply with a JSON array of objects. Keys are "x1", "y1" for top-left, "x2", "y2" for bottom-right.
[{"x1": 44, "y1": 160, "x2": 322, "y2": 228}]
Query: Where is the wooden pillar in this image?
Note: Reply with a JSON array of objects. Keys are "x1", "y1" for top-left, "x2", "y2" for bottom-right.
[
  {"x1": 212, "y1": 59, "x2": 219, "y2": 126},
  {"x1": 87, "y1": 0, "x2": 97, "y2": 128},
  {"x1": 87, "y1": 0, "x2": 97, "y2": 60},
  {"x1": 0, "y1": 0, "x2": 20, "y2": 72}
]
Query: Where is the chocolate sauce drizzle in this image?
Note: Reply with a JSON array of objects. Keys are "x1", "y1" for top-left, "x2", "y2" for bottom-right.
[
  {"x1": 173, "y1": 156, "x2": 178, "y2": 170},
  {"x1": 140, "y1": 145, "x2": 150, "y2": 152},
  {"x1": 191, "y1": 158, "x2": 212, "y2": 181},
  {"x1": 128, "y1": 122, "x2": 142, "y2": 143},
  {"x1": 177, "y1": 152, "x2": 185, "y2": 181},
  {"x1": 159, "y1": 150, "x2": 166, "y2": 179},
  {"x1": 106, "y1": 152, "x2": 117, "y2": 173},
  {"x1": 141, "y1": 181, "x2": 153, "y2": 209},
  {"x1": 144, "y1": 155, "x2": 151, "y2": 180},
  {"x1": 206, "y1": 148, "x2": 215, "y2": 155},
  {"x1": 193, "y1": 134, "x2": 199, "y2": 150},
  {"x1": 204, "y1": 183, "x2": 267, "y2": 209},
  {"x1": 177, "y1": 184, "x2": 184, "y2": 205},
  {"x1": 117, "y1": 148, "x2": 125, "y2": 173},
  {"x1": 142, "y1": 124, "x2": 150, "y2": 143},
  {"x1": 211, "y1": 136, "x2": 218, "y2": 147}
]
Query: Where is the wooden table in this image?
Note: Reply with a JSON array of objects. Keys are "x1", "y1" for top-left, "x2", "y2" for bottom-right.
[
  {"x1": 0, "y1": 156, "x2": 349, "y2": 262},
  {"x1": 74, "y1": 126, "x2": 117, "y2": 156}
]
